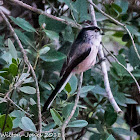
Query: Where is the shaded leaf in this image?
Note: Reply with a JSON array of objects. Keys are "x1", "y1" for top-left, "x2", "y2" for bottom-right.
[
  {"x1": 50, "y1": 109, "x2": 63, "y2": 126},
  {"x1": 10, "y1": 16, "x2": 36, "y2": 32},
  {"x1": 9, "y1": 63, "x2": 18, "y2": 76},
  {"x1": 42, "y1": 122, "x2": 56, "y2": 131},
  {"x1": 40, "y1": 49, "x2": 66, "y2": 62},
  {"x1": 112, "y1": 3, "x2": 122, "y2": 13},
  {"x1": 15, "y1": 29, "x2": 33, "y2": 46},
  {"x1": 112, "y1": 127, "x2": 136, "y2": 136},
  {"x1": 19, "y1": 86, "x2": 36, "y2": 94},
  {"x1": 39, "y1": 46, "x2": 50, "y2": 55},
  {"x1": 44, "y1": 30, "x2": 59, "y2": 40},
  {"x1": 8, "y1": 39, "x2": 17, "y2": 60},
  {"x1": 62, "y1": 103, "x2": 79, "y2": 119},
  {"x1": 104, "y1": 106, "x2": 117, "y2": 126},
  {"x1": 68, "y1": 75, "x2": 77, "y2": 94},
  {"x1": 107, "y1": 135, "x2": 115, "y2": 140},
  {"x1": 39, "y1": 15, "x2": 66, "y2": 32},
  {"x1": 68, "y1": 120, "x2": 88, "y2": 127}
]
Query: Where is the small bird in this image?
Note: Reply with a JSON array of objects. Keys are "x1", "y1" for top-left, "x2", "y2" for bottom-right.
[{"x1": 42, "y1": 26, "x2": 103, "y2": 112}]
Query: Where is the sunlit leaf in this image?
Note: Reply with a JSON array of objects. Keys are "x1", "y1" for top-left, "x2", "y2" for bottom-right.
[{"x1": 0, "y1": 114, "x2": 13, "y2": 132}]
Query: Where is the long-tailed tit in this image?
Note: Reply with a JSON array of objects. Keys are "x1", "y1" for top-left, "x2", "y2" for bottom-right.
[{"x1": 43, "y1": 26, "x2": 103, "y2": 112}]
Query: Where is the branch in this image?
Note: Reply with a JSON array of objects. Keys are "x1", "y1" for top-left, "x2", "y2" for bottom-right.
[
  {"x1": 88, "y1": 0, "x2": 97, "y2": 26},
  {"x1": 7, "y1": 97, "x2": 32, "y2": 116},
  {"x1": 88, "y1": 0, "x2": 140, "y2": 61},
  {"x1": 0, "y1": 10, "x2": 42, "y2": 134},
  {"x1": 61, "y1": 73, "x2": 83, "y2": 140},
  {"x1": 88, "y1": 0, "x2": 122, "y2": 113},
  {"x1": 9, "y1": 0, "x2": 81, "y2": 29},
  {"x1": 102, "y1": 43, "x2": 140, "y2": 93}
]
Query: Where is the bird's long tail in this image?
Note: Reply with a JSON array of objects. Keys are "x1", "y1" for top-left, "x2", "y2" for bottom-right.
[{"x1": 42, "y1": 72, "x2": 72, "y2": 112}]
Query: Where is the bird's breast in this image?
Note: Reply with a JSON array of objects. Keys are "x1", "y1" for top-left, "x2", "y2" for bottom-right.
[{"x1": 73, "y1": 44, "x2": 98, "y2": 74}]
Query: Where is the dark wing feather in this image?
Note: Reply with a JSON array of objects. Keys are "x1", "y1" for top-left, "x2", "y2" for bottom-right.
[{"x1": 42, "y1": 47, "x2": 91, "y2": 112}]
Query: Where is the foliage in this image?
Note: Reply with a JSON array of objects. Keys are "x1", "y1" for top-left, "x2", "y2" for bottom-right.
[{"x1": 0, "y1": 0, "x2": 140, "y2": 139}]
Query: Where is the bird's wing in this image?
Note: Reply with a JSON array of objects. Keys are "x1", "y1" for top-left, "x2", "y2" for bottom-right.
[
  {"x1": 60, "y1": 42, "x2": 91, "y2": 77},
  {"x1": 42, "y1": 45, "x2": 91, "y2": 111}
]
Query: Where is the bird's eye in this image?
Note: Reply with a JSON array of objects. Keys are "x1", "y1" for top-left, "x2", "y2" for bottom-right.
[{"x1": 94, "y1": 29, "x2": 98, "y2": 32}]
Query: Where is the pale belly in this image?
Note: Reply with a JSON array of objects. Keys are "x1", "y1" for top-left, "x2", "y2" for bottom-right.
[{"x1": 73, "y1": 46, "x2": 98, "y2": 74}]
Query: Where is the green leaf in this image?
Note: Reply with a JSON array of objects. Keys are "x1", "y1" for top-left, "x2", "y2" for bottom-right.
[
  {"x1": 92, "y1": 85, "x2": 106, "y2": 96},
  {"x1": 39, "y1": 15, "x2": 66, "y2": 32},
  {"x1": 80, "y1": 86, "x2": 95, "y2": 97},
  {"x1": 112, "y1": 3, "x2": 122, "y2": 13},
  {"x1": 15, "y1": 29, "x2": 33, "y2": 46},
  {"x1": 50, "y1": 109, "x2": 63, "y2": 126},
  {"x1": 115, "y1": 0, "x2": 129, "y2": 14},
  {"x1": 0, "y1": 35, "x2": 4, "y2": 48},
  {"x1": 126, "y1": 25, "x2": 140, "y2": 36},
  {"x1": 107, "y1": 135, "x2": 115, "y2": 140},
  {"x1": 62, "y1": 26, "x2": 74, "y2": 42},
  {"x1": 104, "y1": 106, "x2": 117, "y2": 126},
  {"x1": 72, "y1": 0, "x2": 89, "y2": 22},
  {"x1": 62, "y1": 103, "x2": 79, "y2": 119},
  {"x1": 10, "y1": 110, "x2": 25, "y2": 128},
  {"x1": 68, "y1": 120, "x2": 88, "y2": 128},
  {"x1": 19, "y1": 86, "x2": 36, "y2": 94},
  {"x1": 113, "y1": 32, "x2": 124, "y2": 37},
  {"x1": 114, "y1": 92, "x2": 127, "y2": 107},
  {"x1": 43, "y1": 122, "x2": 56, "y2": 131},
  {"x1": 39, "y1": 46, "x2": 50, "y2": 55},
  {"x1": 65, "y1": 83, "x2": 71, "y2": 93},
  {"x1": 9, "y1": 63, "x2": 18, "y2": 76},
  {"x1": 116, "y1": 55, "x2": 126, "y2": 66},
  {"x1": 40, "y1": 49, "x2": 66, "y2": 62},
  {"x1": 112, "y1": 128, "x2": 136, "y2": 136},
  {"x1": 44, "y1": 30, "x2": 59, "y2": 40},
  {"x1": 90, "y1": 133, "x2": 101, "y2": 140},
  {"x1": 0, "y1": 114, "x2": 13, "y2": 132},
  {"x1": 95, "y1": 12, "x2": 108, "y2": 21},
  {"x1": 80, "y1": 86, "x2": 95, "y2": 94},
  {"x1": 8, "y1": 39, "x2": 17, "y2": 60},
  {"x1": 21, "y1": 117, "x2": 36, "y2": 131},
  {"x1": 125, "y1": 98, "x2": 137, "y2": 104},
  {"x1": 10, "y1": 16, "x2": 36, "y2": 32},
  {"x1": 128, "y1": 44, "x2": 140, "y2": 67},
  {"x1": 68, "y1": 75, "x2": 77, "y2": 94}
]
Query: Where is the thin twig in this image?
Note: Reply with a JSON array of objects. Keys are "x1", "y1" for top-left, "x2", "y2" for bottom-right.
[
  {"x1": 9, "y1": 0, "x2": 81, "y2": 29},
  {"x1": 102, "y1": 43, "x2": 140, "y2": 93},
  {"x1": 0, "y1": 10, "x2": 42, "y2": 134},
  {"x1": 88, "y1": 0, "x2": 97, "y2": 26},
  {"x1": 87, "y1": 0, "x2": 140, "y2": 60},
  {"x1": 98, "y1": 45, "x2": 122, "y2": 113},
  {"x1": 88, "y1": 0, "x2": 122, "y2": 113},
  {"x1": 61, "y1": 73, "x2": 83, "y2": 140},
  {"x1": 7, "y1": 97, "x2": 31, "y2": 116}
]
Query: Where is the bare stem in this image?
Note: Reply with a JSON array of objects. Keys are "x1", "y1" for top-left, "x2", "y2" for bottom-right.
[
  {"x1": 98, "y1": 45, "x2": 122, "y2": 113},
  {"x1": 61, "y1": 73, "x2": 83, "y2": 140},
  {"x1": 88, "y1": 0, "x2": 97, "y2": 26},
  {"x1": 9, "y1": 0, "x2": 81, "y2": 29},
  {"x1": 0, "y1": 10, "x2": 42, "y2": 134},
  {"x1": 7, "y1": 97, "x2": 32, "y2": 116},
  {"x1": 88, "y1": 0, "x2": 122, "y2": 113}
]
